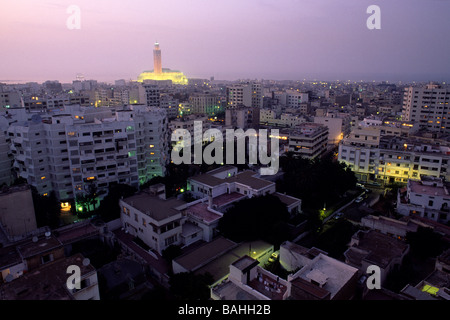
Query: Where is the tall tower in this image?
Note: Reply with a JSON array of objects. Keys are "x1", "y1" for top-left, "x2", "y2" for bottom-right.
[{"x1": 153, "y1": 41, "x2": 162, "y2": 75}]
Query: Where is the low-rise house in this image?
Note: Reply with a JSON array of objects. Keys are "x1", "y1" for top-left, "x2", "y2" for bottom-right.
[
  {"x1": 397, "y1": 176, "x2": 450, "y2": 224},
  {"x1": 344, "y1": 230, "x2": 409, "y2": 287}
]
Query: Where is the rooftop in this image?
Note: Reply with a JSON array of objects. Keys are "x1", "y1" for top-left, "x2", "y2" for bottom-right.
[
  {"x1": 122, "y1": 193, "x2": 185, "y2": 221},
  {"x1": 192, "y1": 240, "x2": 274, "y2": 284},
  {"x1": 229, "y1": 171, "x2": 274, "y2": 190},
  {"x1": 0, "y1": 253, "x2": 95, "y2": 300},
  {"x1": 212, "y1": 192, "x2": 247, "y2": 208},
  {"x1": 17, "y1": 235, "x2": 62, "y2": 259},
  {"x1": 293, "y1": 253, "x2": 358, "y2": 299},
  {"x1": 231, "y1": 255, "x2": 259, "y2": 272},
  {"x1": 345, "y1": 230, "x2": 409, "y2": 269},
  {"x1": 409, "y1": 180, "x2": 448, "y2": 197},
  {"x1": 184, "y1": 202, "x2": 222, "y2": 224},
  {"x1": 174, "y1": 236, "x2": 237, "y2": 272},
  {"x1": 273, "y1": 192, "x2": 301, "y2": 207},
  {"x1": 212, "y1": 279, "x2": 261, "y2": 300}
]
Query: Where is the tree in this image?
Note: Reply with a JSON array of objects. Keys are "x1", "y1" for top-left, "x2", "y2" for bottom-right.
[
  {"x1": 406, "y1": 227, "x2": 445, "y2": 259},
  {"x1": 169, "y1": 272, "x2": 214, "y2": 300},
  {"x1": 277, "y1": 153, "x2": 357, "y2": 211},
  {"x1": 97, "y1": 184, "x2": 137, "y2": 222},
  {"x1": 218, "y1": 194, "x2": 290, "y2": 246},
  {"x1": 312, "y1": 219, "x2": 359, "y2": 260}
]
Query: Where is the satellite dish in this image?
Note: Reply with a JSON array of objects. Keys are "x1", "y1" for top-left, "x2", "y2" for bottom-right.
[
  {"x1": 5, "y1": 274, "x2": 13, "y2": 283},
  {"x1": 82, "y1": 258, "x2": 90, "y2": 266},
  {"x1": 44, "y1": 231, "x2": 51, "y2": 237},
  {"x1": 32, "y1": 236, "x2": 38, "y2": 243}
]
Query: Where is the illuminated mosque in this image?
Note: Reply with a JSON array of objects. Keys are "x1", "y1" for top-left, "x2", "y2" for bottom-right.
[{"x1": 137, "y1": 42, "x2": 188, "y2": 85}]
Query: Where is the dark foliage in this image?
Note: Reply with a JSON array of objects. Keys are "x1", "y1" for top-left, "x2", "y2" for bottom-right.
[
  {"x1": 169, "y1": 272, "x2": 214, "y2": 300},
  {"x1": 218, "y1": 194, "x2": 290, "y2": 246},
  {"x1": 277, "y1": 152, "x2": 357, "y2": 211}
]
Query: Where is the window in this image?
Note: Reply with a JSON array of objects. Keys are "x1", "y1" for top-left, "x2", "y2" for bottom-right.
[
  {"x1": 165, "y1": 234, "x2": 178, "y2": 246},
  {"x1": 41, "y1": 253, "x2": 54, "y2": 264}
]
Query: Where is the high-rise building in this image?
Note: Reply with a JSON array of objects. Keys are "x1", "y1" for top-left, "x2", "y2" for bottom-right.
[
  {"x1": 226, "y1": 82, "x2": 262, "y2": 129},
  {"x1": 402, "y1": 83, "x2": 450, "y2": 133},
  {"x1": 138, "y1": 83, "x2": 160, "y2": 107},
  {"x1": 189, "y1": 93, "x2": 222, "y2": 115},
  {"x1": 287, "y1": 123, "x2": 329, "y2": 159},
  {"x1": 7, "y1": 105, "x2": 169, "y2": 207}
]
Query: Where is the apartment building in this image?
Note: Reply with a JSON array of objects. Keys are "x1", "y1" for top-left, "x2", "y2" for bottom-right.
[
  {"x1": 138, "y1": 83, "x2": 160, "y2": 107},
  {"x1": 287, "y1": 123, "x2": 329, "y2": 159},
  {"x1": 120, "y1": 184, "x2": 224, "y2": 254},
  {"x1": 7, "y1": 105, "x2": 169, "y2": 205},
  {"x1": 227, "y1": 82, "x2": 262, "y2": 109},
  {"x1": 397, "y1": 176, "x2": 450, "y2": 224},
  {"x1": 402, "y1": 83, "x2": 450, "y2": 133},
  {"x1": 338, "y1": 130, "x2": 450, "y2": 184},
  {"x1": 344, "y1": 230, "x2": 409, "y2": 287},
  {"x1": 0, "y1": 130, "x2": 12, "y2": 186},
  {"x1": 189, "y1": 93, "x2": 221, "y2": 115},
  {"x1": 259, "y1": 109, "x2": 306, "y2": 128},
  {"x1": 187, "y1": 166, "x2": 301, "y2": 215}
]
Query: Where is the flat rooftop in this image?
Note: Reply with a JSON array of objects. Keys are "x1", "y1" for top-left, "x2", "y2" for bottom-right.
[
  {"x1": 345, "y1": 230, "x2": 409, "y2": 269},
  {"x1": 184, "y1": 202, "x2": 222, "y2": 224},
  {"x1": 410, "y1": 180, "x2": 448, "y2": 197},
  {"x1": 212, "y1": 192, "x2": 247, "y2": 208},
  {"x1": 122, "y1": 193, "x2": 185, "y2": 221},
  {"x1": 212, "y1": 280, "x2": 261, "y2": 300},
  {"x1": 189, "y1": 169, "x2": 274, "y2": 191},
  {"x1": 273, "y1": 192, "x2": 301, "y2": 207},
  {"x1": 0, "y1": 246, "x2": 22, "y2": 269},
  {"x1": 0, "y1": 253, "x2": 95, "y2": 300},
  {"x1": 231, "y1": 255, "x2": 259, "y2": 272},
  {"x1": 174, "y1": 237, "x2": 237, "y2": 272},
  {"x1": 229, "y1": 171, "x2": 274, "y2": 190},
  {"x1": 294, "y1": 253, "x2": 358, "y2": 299},
  {"x1": 17, "y1": 236, "x2": 62, "y2": 259}
]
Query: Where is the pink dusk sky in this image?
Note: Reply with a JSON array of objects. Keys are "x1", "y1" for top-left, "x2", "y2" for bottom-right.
[{"x1": 1, "y1": 0, "x2": 449, "y2": 83}]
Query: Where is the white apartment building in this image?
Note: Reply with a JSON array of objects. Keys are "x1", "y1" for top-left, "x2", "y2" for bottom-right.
[
  {"x1": 273, "y1": 91, "x2": 309, "y2": 107},
  {"x1": 227, "y1": 82, "x2": 263, "y2": 109},
  {"x1": 7, "y1": 105, "x2": 169, "y2": 206},
  {"x1": 160, "y1": 94, "x2": 179, "y2": 119},
  {"x1": 338, "y1": 130, "x2": 450, "y2": 184},
  {"x1": 287, "y1": 123, "x2": 329, "y2": 159},
  {"x1": 189, "y1": 93, "x2": 221, "y2": 115},
  {"x1": 0, "y1": 91, "x2": 23, "y2": 109},
  {"x1": 138, "y1": 83, "x2": 160, "y2": 107},
  {"x1": 397, "y1": 176, "x2": 450, "y2": 224},
  {"x1": 259, "y1": 109, "x2": 306, "y2": 128},
  {"x1": 187, "y1": 166, "x2": 301, "y2": 216},
  {"x1": 402, "y1": 83, "x2": 450, "y2": 133},
  {"x1": 313, "y1": 116, "x2": 344, "y2": 145},
  {"x1": 120, "y1": 184, "x2": 223, "y2": 254}
]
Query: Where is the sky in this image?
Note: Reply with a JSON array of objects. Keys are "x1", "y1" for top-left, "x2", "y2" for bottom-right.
[{"x1": 0, "y1": 0, "x2": 449, "y2": 83}]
